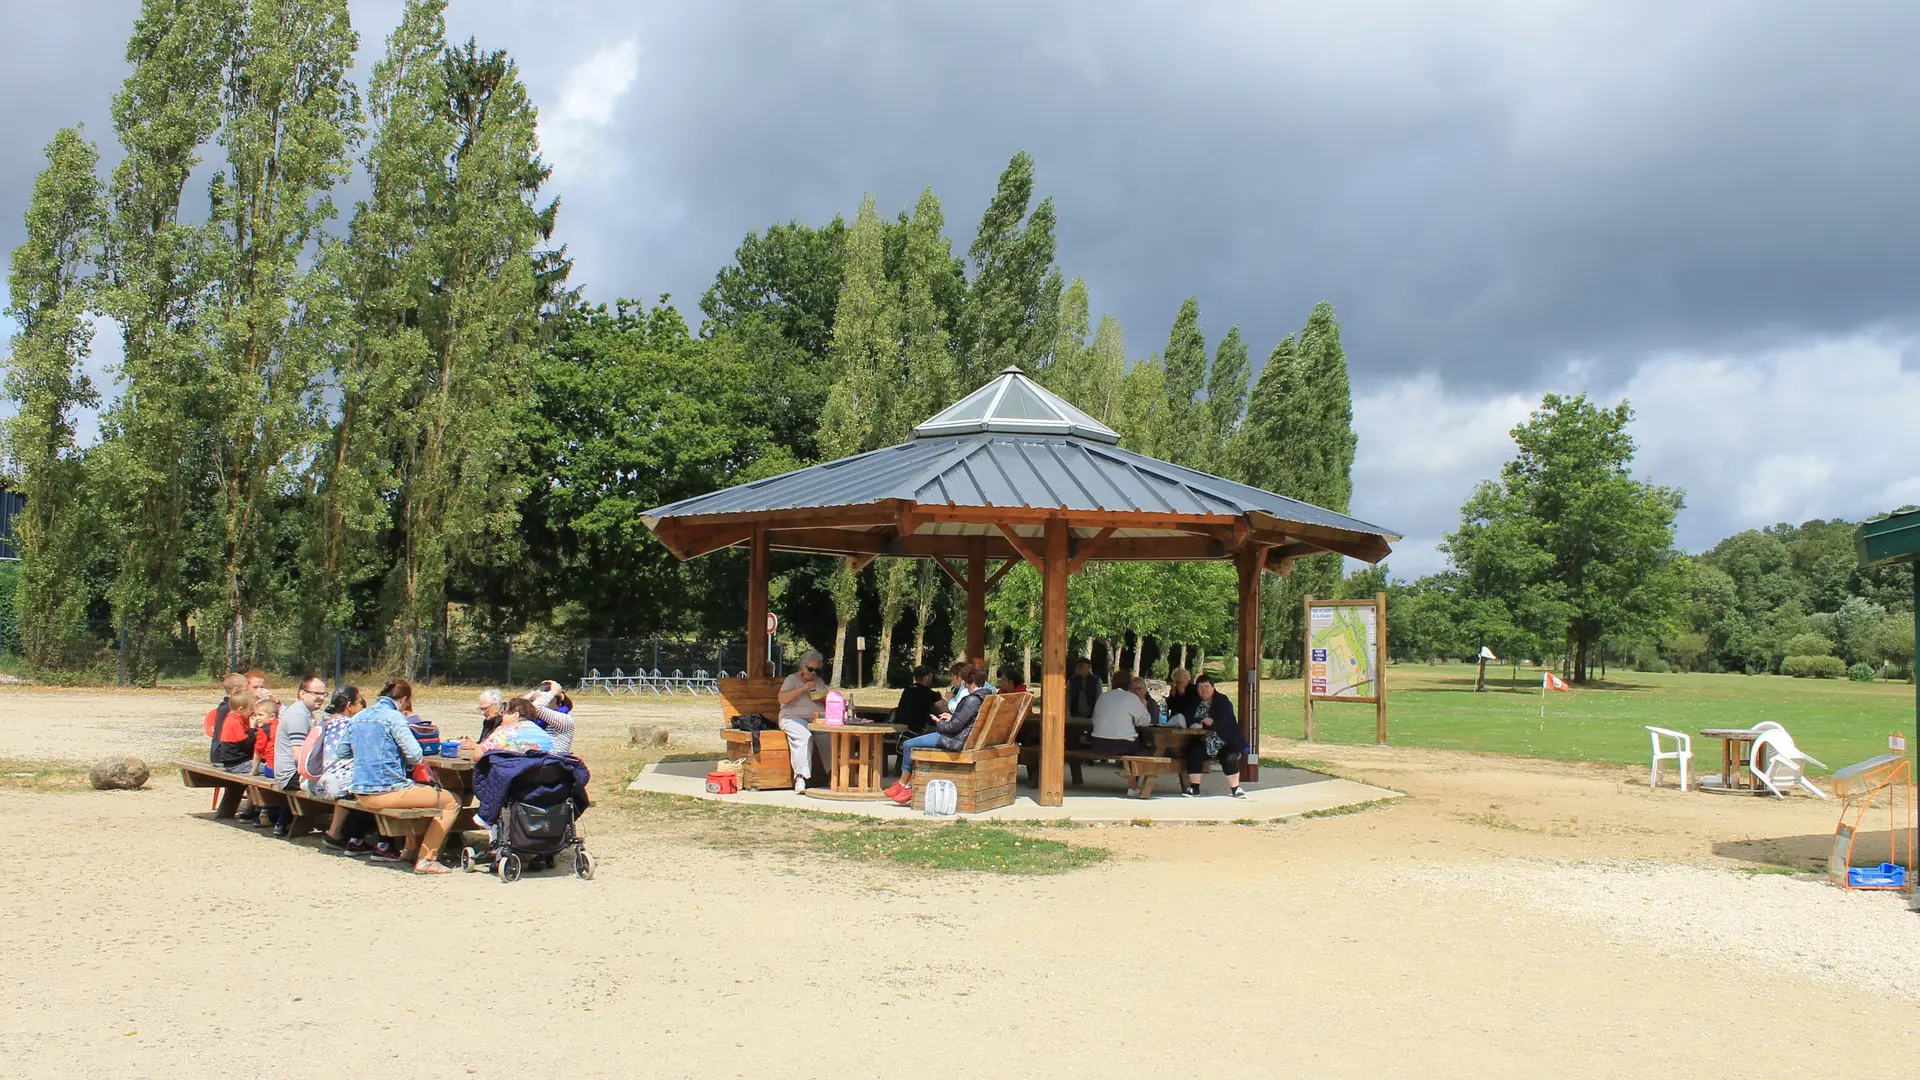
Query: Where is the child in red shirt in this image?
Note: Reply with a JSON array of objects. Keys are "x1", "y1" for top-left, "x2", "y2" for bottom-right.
[{"x1": 248, "y1": 695, "x2": 281, "y2": 829}]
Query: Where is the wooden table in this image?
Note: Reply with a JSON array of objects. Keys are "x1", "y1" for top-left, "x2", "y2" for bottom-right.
[
  {"x1": 1140, "y1": 725, "x2": 1201, "y2": 763},
  {"x1": 805, "y1": 722, "x2": 906, "y2": 801},
  {"x1": 1700, "y1": 728, "x2": 1760, "y2": 792},
  {"x1": 424, "y1": 755, "x2": 474, "y2": 799}
]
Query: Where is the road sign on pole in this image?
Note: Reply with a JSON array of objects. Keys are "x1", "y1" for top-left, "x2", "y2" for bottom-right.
[{"x1": 766, "y1": 613, "x2": 778, "y2": 635}]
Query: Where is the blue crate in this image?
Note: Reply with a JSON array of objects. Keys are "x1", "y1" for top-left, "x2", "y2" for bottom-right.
[{"x1": 1847, "y1": 863, "x2": 1906, "y2": 888}]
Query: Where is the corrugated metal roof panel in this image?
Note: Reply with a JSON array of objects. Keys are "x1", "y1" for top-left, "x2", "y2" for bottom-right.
[{"x1": 642, "y1": 432, "x2": 1400, "y2": 542}]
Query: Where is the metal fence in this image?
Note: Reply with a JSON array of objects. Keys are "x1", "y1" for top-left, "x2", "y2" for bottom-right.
[{"x1": 0, "y1": 616, "x2": 770, "y2": 692}]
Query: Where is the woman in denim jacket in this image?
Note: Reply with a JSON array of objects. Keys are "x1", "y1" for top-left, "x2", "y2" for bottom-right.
[{"x1": 321, "y1": 678, "x2": 461, "y2": 875}]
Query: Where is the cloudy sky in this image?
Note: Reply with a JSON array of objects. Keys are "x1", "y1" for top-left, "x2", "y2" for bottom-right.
[{"x1": 5, "y1": 0, "x2": 1919, "y2": 575}]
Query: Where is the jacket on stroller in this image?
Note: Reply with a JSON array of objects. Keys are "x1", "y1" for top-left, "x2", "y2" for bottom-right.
[{"x1": 473, "y1": 750, "x2": 591, "y2": 827}]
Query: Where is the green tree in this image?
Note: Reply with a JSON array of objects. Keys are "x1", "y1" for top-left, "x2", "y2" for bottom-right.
[
  {"x1": 1039, "y1": 276, "x2": 1090, "y2": 405},
  {"x1": 204, "y1": 0, "x2": 362, "y2": 665},
  {"x1": 1204, "y1": 324, "x2": 1249, "y2": 475},
  {"x1": 1449, "y1": 394, "x2": 1685, "y2": 683},
  {"x1": 959, "y1": 151, "x2": 1061, "y2": 389},
  {"x1": 1116, "y1": 353, "x2": 1167, "y2": 458},
  {"x1": 1083, "y1": 315, "x2": 1126, "y2": 429},
  {"x1": 818, "y1": 194, "x2": 899, "y2": 685},
  {"x1": 3, "y1": 128, "x2": 106, "y2": 666},
  {"x1": 95, "y1": 0, "x2": 236, "y2": 672},
  {"x1": 1159, "y1": 296, "x2": 1206, "y2": 467}
]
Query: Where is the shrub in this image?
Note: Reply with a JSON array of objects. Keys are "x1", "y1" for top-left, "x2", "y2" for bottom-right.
[
  {"x1": 1782, "y1": 654, "x2": 1846, "y2": 679},
  {"x1": 1782, "y1": 632, "x2": 1834, "y2": 658},
  {"x1": 1634, "y1": 657, "x2": 1671, "y2": 673},
  {"x1": 1847, "y1": 662, "x2": 1877, "y2": 682}
]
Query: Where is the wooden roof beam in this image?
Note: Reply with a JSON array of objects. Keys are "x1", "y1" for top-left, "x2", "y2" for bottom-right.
[
  {"x1": 996, "y1": 523, "x2": 1046, "y2": 570},
  {"x1": 1066, "y1": 527, "x2": 1117, "y2": 575}
]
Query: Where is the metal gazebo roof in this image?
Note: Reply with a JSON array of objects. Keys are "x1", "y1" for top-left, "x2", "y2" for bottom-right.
[{"x1": 642, "y1": 367, "x2": 1400, "y2": 566}]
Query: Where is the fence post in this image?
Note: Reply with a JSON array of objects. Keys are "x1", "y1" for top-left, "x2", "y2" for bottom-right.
[
  {"x1": 117, "y1": 618, "x2": 127, "y2": 687},
  {"x1": 334, "y1": 631, "x2": 343, "y2": 687},
  {"x1": 422, "y1": 633, "x2": 433, "y2": 687},
  {"x1": 505, "y1": 634, "x2": 514, "y2": 685},
  {"x1": 581, "y1": 639, "x2": 590, "y2": 681}
]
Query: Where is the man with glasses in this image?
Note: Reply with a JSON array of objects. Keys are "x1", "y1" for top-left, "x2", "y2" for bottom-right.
[{"x1": 272, "y1": 675, "x2": 328, "y2": 834}]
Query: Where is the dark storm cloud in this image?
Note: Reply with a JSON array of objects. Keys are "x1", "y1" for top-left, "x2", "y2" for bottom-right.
[{"x1": 9, "y1": 1, "x2": 1920, "y2": 379}]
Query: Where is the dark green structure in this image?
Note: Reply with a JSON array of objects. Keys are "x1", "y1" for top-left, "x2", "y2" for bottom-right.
[{"x1": 1856, "y1": 508, "x2": 1920, "y2": 745}]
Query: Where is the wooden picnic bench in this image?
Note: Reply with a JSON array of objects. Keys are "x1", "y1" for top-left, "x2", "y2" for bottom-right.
[
  {"x1": 176, "y1": 760, "x2": 475, "y2": 840},
  {"x1": 717, "y1": 677, "x2": 793, "y2": 790},
  {"x1": 908, "y1": 691, "x2": 1031, "y2": 813}
]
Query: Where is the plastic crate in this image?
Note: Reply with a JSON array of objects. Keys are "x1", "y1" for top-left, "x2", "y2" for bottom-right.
[{"x1": 1847, "y1": 863, "x2": 1906, "y2": 888}]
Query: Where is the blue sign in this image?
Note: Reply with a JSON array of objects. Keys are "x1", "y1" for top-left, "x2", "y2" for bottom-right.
[{"x1": 1311, "y1": 649, "x2": 1327, "y2": 662}]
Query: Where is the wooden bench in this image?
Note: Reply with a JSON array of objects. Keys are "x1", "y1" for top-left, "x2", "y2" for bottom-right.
[
  {"x1": 177, "y1": 761, "x2": 474, "y2": 840},
  {"x1": 909, "y1": 692, "x2": 1032, "y2": 814},
  {"x1": 718, "y1": 677, "x2": 793, "y2": 790},
  {"x1": 1019, "y1": 747, "x2": 1110, "y2": 787},
  {"x1": 1121, "y1": 756, "x2": 1178, "y2": 798}
]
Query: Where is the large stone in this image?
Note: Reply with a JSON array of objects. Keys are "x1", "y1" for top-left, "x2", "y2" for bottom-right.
[
  {"x1": 628, "y1": 724, "x2": 670, "y2": 747},
  {"x1": 89, "y1": 756, "x2": 150, "y2": 791}
]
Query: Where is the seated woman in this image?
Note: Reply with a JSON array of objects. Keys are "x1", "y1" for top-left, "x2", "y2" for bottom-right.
[
  {"x1": 892, "y1": 666, "x2": 942, "y2": 737},
  {"x1": 885, "y1": 664, "x2": 986, "y2": 805},
  {"x1": 1129, "y1": 674, "x2": 1163, "y2": 726},
  {"x1": 1163, "y1": 667, "x2": 1200, "y2": 725},
  {"x1": 776, "y1": 649, "x2": 829, "y2": 793},
  {"x1": 313, "y1": 687, "x2": 390, "y2": 858},
  {"x1": 322, "y1": 678, "x2": 462, "y2": 875},
  {"x1": 1182, "y1": 673, "x2": 1247, "y2": 799},
  {"x1": 526, "y1": 681, "x2": 577, "y2": 755},
  {"x1": 469, "y1": 697, "x2": 555, "y2": 756}
]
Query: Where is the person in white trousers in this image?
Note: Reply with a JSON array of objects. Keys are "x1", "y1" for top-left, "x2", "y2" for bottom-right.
[{"x1": 777, "y1": 649, "x2": 829, "y2": 792}]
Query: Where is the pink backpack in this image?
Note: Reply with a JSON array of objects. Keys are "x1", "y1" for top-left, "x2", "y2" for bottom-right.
[{"x1": 823, "y1": 690, "x2": 848, "y2": 725}]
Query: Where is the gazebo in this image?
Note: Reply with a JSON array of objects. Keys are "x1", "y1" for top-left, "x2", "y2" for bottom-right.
[{"x1": 641, "y1": 367, "x2": 1400, "y2": 806}]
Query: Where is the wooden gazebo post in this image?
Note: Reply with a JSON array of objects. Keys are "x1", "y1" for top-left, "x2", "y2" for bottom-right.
[
  {"x1": 1237, "y1": 545, "x2": 1266, "y2": 781},
  {"x1": 966, "y1": 536, "x2": 988, "y2": 665},
  {"x1": 1040, "y1": 518, "x2": 1069, "y2": 806},
  {"x1": 745, "y1": 527, "x2": 769, "y2": 677}
]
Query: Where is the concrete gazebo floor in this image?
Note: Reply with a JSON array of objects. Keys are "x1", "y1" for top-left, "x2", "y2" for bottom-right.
[{"x1": 629, "y1": 758, "x2": 1400, "y2": 824}]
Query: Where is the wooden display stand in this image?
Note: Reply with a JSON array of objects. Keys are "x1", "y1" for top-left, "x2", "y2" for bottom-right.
[{"x1": 1302, "y1": 593, "x2": 1388, "y2": 744}]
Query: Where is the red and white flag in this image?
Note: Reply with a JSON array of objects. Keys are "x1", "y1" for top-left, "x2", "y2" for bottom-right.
[{"x1": 1543, "y1": 672, "x2": 1570, "y2": 692}]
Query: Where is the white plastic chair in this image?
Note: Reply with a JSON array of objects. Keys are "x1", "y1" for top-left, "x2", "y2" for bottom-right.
[
  {"x1": 1645, "y1": 726, "x2": 1692, "y2": 790},
  {"x1": 1749, "y1": 729, "x2": 1827, "y2": 799}
]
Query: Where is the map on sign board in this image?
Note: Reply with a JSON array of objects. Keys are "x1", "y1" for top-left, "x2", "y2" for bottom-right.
[{"x1": 1307, "y1": 604, "x2": 1378, "y2": 699}]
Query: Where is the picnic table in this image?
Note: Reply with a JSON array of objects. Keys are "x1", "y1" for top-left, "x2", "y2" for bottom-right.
[
  {"x1": 804, "y1": 722, "x2": 906, "y2": 801},
  {"x1": 1700, "y1": 728, "x2": 1762, "y2": 793}
]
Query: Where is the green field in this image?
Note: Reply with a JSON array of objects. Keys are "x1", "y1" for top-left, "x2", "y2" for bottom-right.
[{"x1": 1259, "y1": 663, "x2": 1917, "y2": 770}]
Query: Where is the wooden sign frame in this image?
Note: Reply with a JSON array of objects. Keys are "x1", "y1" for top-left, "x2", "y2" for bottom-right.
[{"x1": 1303, "y1": 592, "x2": 1388, "y2": 745}]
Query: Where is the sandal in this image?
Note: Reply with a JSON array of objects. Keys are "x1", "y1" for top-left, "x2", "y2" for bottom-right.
[{"x1": 413, "y1": 859, "x2": 451, "y2": 875}]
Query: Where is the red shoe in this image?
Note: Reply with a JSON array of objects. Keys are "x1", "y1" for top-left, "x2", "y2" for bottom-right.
[{"x1": 886, "y1": 782, "x2": 912, "y2": 805}]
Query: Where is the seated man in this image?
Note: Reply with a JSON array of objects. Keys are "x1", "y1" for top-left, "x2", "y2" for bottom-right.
[
  {"x1": 1089, "y1": 668, "x2": 1154, "y2": 795},
  {"x1": 1066, "y1": 658, "x2": 1102, "y2": 718},
  {"x1": 892, "y1": 666, "x2": 942, "y2": 737}
]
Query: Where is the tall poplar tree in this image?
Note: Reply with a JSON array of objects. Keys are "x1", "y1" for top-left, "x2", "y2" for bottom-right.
[
  {"x1": 1040, "y1": 277, "x2": 1090, "y2": 405},
  {"x1": 1204, "y1": 324, "x2": 1249, "y2": 475},
  {"x1": 1159, "y1": 296, "x2": 1206, "y2": 467},
  {"x1": 1083, "y1": 314, "x2": 1126, "y2": 429},
  {"x1": 205, "y1": 0, "x2": 361, "y2": 662},
  {"x1": 95, "y1": 0, "x2": 235, "y2": 671},
  {"x1": 960, "y1": 151, "x2": 1061, "y2": 389},
  {"x1": 819, "y1": 194, "x2": 898, "y2": 685},
  {"x1": 4, "y1": 129, "x2": 105, "y2": 666},
  {"x1": 870, "y1": 187, "x2": 954, "y2": 685}
]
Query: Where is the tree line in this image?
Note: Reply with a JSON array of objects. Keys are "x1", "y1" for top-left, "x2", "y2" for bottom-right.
[
  {"x1": 3, "y1": 0, "x2": 1359, "y2": 683},
  {"x1": 1377, "y1": 394, "x2": 1915, "y2": 683}
]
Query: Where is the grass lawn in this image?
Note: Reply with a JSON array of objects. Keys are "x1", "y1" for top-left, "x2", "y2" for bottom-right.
[{"x1": 1260, "y1": 663, "x2": 1917, "y2": 770}]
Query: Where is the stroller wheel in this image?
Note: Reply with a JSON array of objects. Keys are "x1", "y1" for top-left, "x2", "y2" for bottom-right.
[
  {"x1": 460, "y1": 846, "x2": 476, "y2": 873},
  {"x1": 500, "y1": 853, "x2": 522, "y2": 883},
  {"x1": 575, "y1": 849, "x2": 596, "y2": 880}
]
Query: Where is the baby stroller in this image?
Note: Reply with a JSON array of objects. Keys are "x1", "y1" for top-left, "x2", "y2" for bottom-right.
[{"x1": 463, "y1": 753, "x2": 594, "y2": 882}]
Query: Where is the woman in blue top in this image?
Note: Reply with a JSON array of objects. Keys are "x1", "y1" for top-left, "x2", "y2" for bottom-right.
[
  {"x1": 1182, "y1": 673, "x2": 1248, "y2": 799},
  {"x1": 321, "y1": 678, "x2": 461, "y2": 874}
]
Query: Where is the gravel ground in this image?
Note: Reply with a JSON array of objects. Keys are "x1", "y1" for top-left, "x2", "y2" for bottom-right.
[{"x1": 1407, "y1": 859, "x2": 1920, "y2": 997}]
